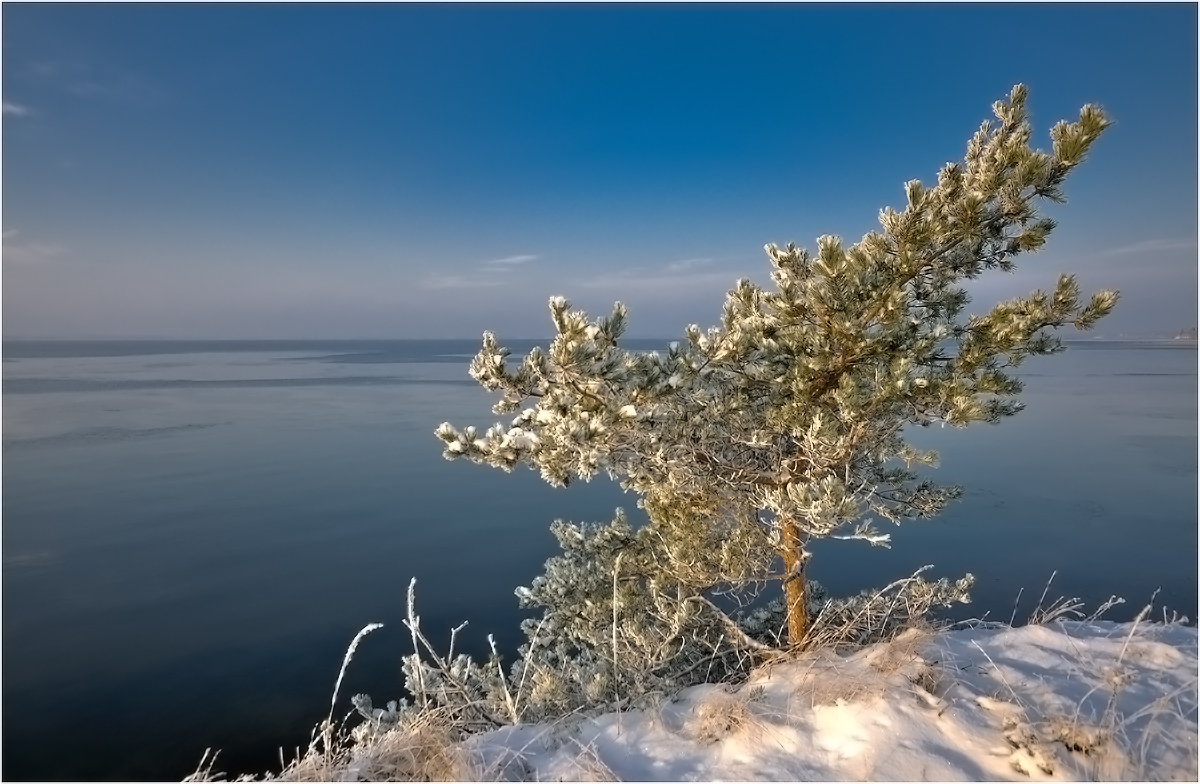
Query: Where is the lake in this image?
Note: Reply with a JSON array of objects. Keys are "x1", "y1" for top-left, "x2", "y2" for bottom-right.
[{"x1": 3, "y1": 339, "x2": 1196, "y2": 780}]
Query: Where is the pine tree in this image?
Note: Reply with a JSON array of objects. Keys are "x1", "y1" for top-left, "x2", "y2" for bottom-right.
[{"x1": 437, "y1": 85, "x2": 1117, "y2": 649}]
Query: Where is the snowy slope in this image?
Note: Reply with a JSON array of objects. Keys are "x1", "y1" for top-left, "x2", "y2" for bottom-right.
[{"x1": 448, "y1": 621, "x2": 1197, "y2": 782}]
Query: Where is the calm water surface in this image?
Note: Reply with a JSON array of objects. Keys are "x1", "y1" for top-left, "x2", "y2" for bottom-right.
[{"x1": 3, "y1": 339, "x2": 1196, "y2": 780}]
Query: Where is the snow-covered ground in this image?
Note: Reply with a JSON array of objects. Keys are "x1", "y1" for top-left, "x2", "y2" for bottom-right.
[
  {"x1": 416, "y1": 620, "x2": 1197, "y2": 782},
  {"x1": 207, "y1": 618, "x2": 1195, "y2": 781}
]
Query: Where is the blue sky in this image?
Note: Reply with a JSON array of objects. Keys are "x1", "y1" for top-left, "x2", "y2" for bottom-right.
[{"x1": 3, "y1": 3, "x2": 1196, "y2": 339}]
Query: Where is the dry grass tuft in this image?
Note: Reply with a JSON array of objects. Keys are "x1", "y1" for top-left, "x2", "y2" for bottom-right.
[
  {"x1": 686, "y1": 689, "x2": 759, "y2": 744},
  {"x1": 551, "y1": 738, "x2": 620, "y2": 782},
  {"x1": 337, "y1": 708, "x2": 476, "y2": 782},
  {"x1": 183, "y1": 749, "x2": 227, "y2": 782},
  {"x1": 186, "y1": 682, "x2": 486, "y2": 781},
  {"x1": 239, "y1": 707, "x2": 491, "y2": 782},
  {"x1": 780, "y1": 627, "x2": 939, "y2": 711},
  {"x1": 273, "y1": 746, "x2": 347, "y2": 782},
  {"x1": 790, "y1": 653, "x2": 884, "y2": 708},
  {"x1": 862, "y1": 623, "x2": 938, "y2": 680}
]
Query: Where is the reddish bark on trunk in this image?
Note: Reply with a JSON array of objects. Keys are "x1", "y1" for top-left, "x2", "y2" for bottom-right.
[{"x1": 780, "y1": 516, "x2": 808, "y2": 648}]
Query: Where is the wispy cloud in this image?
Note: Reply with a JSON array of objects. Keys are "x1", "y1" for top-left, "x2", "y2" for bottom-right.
[
  {"x1": 582, "y1": 256, "x2": 748, "y2": 291},
  {"x1": 483, "y1": 254, "x2": 538, "y2": 267},
  {"x1": 3, "y1": 240, "x2": 67, "y2": 265},
  {"x1": 3, "y1": 229, "x2": 68, "y2": 264},
  {"x1": 419, "y1": 254, "x2": 539, "y2": 288},
  {"x1": 3, "y1": 102, "x2": 32, "y2": 117},
  {"x1": 27, "y1": 58, "x2": 162, "y2": 104},
  {"x1": 665, "y1": 257, "x2": 713, "y2": 273},
  {"x1": 482, "y1": 255, "x2": 540, "y2": 273},
  {"x1": 419, "y1": 273, "x2": 504, "y2": 290},
  {"x1": 1099, "y1": 238, "x2": 1197, "y2": 256},
  {"x1": 69, "y1": 77, "x2": 158, "y2": 102}
]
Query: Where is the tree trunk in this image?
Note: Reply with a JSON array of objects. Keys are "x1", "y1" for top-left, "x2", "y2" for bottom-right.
[{"x1": 780, "y1": 516, "x2": 808, "y2": 649}]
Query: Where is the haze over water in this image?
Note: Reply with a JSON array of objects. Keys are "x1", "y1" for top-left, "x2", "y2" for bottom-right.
[{"x1": 2, "y1": 338, "x2": 1195, "y2": 781}]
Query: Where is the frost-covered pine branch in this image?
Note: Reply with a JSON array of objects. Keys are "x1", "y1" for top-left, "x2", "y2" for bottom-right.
[{"x1": 438, "y1": 85, "x2": 1116, "y2": 651}]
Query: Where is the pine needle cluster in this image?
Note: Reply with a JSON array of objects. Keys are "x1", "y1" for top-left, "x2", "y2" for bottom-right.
[
  {"x1": 438, "y1": 84, "x2": 1116, "y2": 653},
  {"x1": 430, "y1": 85, "x2": 1116, "y2": 714}
]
